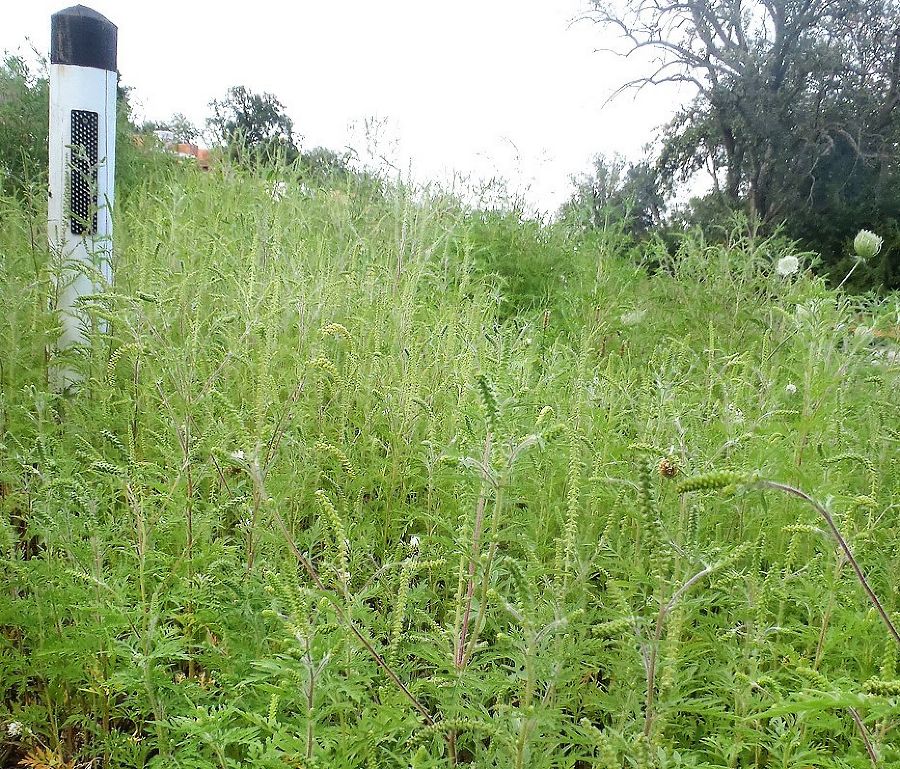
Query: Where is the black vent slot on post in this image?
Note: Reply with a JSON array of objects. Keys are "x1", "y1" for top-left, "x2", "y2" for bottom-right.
[{"x1": 70, "y1": 109, "x2": 99, "y2": 235}]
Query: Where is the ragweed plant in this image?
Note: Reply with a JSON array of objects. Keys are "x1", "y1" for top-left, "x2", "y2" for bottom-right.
[{"x1": 2, "y1": 155, "x2": 899, "y2": 768}]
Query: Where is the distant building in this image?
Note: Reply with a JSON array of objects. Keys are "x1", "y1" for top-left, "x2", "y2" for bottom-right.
[
  {"x1": 152, "y1": 129, "x2": 176, "y2": 145},
  {"x1": 147, "y1": 129, "x2": 211, "y2": 170}
]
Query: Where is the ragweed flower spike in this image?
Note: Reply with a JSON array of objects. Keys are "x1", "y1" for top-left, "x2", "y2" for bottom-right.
[
  {"x1": 676, "y1": 470, "x2": 748, "y2": 494},
  {"x1": 853, "y1": 230, "x2": 883, "y2": 262}
]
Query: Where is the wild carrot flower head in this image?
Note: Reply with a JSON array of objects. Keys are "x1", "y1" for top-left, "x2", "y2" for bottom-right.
[
  {"x1": 853, "y1": 230, "x2": 883, "y2": 261},
  {"x1": 776, "y1": 255, "x2": 800, "y2": 277}
]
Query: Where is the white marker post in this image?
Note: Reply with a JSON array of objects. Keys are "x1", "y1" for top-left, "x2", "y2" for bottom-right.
[{"x1": 48, "y1": 5, "x2": 117, "y2": 392}]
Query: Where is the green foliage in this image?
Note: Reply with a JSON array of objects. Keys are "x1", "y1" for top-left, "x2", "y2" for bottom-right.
[
  {"x1": 207, "y1": 85, "x2": 299, "y2": 164},
  {"x1": 560, "y1": 154, "x2": 665, "y2": 235},
  {"x1": 452, "y1": 210, "x2": 589, "y2": 320},
  {"x1": 1, "y1": 152, "x2": 900, "y2": 769},
  {"x1": 0, "y1": 53, "x2": 48, "y2": 197},
  {"x1": 584, "y1": 0, "x2": 900, "y2": 291}
]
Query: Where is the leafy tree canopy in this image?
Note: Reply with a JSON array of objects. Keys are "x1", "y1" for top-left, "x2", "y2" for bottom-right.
[
  {"x1": 208, "y1": 85, "x2": 299, "y2": 163},
  {"x1": 583, "y1": 0, "x2": 900, "y2": 289}
]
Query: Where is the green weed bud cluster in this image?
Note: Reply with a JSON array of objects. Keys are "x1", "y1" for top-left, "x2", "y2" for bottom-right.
[
  {"x1": 686, "y1": 500, "x2": 702, "y2": 542},
  {"x1": 476, "y1": 374, "x2": 501, "y2": 434},
  {"x1": 637, "y1": 457, "x2": 654, "y2": 524},
  {"x1": 795, "y1": 666, "x2": 829, "y2": 690},
  {"x1": 636, "y1": 456, "x2": 666, "y2": 568},
  {"x1": 265, "y1": 571, "x2": 313, "y2": 646},
  {"x1": 536, "y1": 405, "x2": 555, "y2": 429},
  {"x1": 863, "y1": 677, "x2": 900, "y2": 696},
  {"x1": 676, "y1": 470, "x2": 748, "y2": 494},
  {"x1": 755, "y1": 572, "x2": 776, "y2": 635},
  {"x1": 267, "y1": 693, "x2": 280, "y2": 724},
  {"x1": 629, "y1": 442, "x2": 668, "y2": 457},
  {"x1": 632, "y1": 734, "x2": 654, "y2": 769},
  {"x1": 825, "y1": 452, "x2": 877, "y2": 474},
  {"x1": 315, "y1": 441, "x2": 357, "y2": 479},
  {"x1": 782, "y1": 525, "x2": 820, "y2": 570},
  {"x1": 600, "y1": 493, "x2": 622, "y2": 540},
  {"x1": 409, "y1": 717, "x2": 504, "y2": 745},
  {"x1": 579, "y1": 719, "x2": 618, "y2": 768},
  {"x1": 660, "y1": 604, "x2": 685, "y2": 695},
  {"x1": 321, "y1": 322, "x2": 352, "y2": 342},
  {"x1": 315, "y1": 489, "x2": 349, "y2": 591},
  {"x1": 713, "y1": 542, "x2": 752, "y2": 572},
  {"x1": 853, "y1": 495, "x2": 878, "y2": 512},
  {"x1": 505, "y1": 556, "x2": 533, "y2": 608},
  {"x1": 389, "y1": 557, "x2": 417, "y2": 662},
  {"x1": 106, "y1": 341, "x2": 141, "y2": 387},
  {"x1": 784, "y1": 531, "x2": 801, "y2": 573},
  {"x1": 592, "y1": 617, "x2": 632, "y2": 638},
  {"x1": 310, "y1": 356, "x2": 340, "y2": 380},
  {"x1": 562, "y1": 429, "x2": 582, "y2": 587},
  {"x1": 89, "y1": 460, "x2": 126, "y2": 478},
  {"x1": 782, "y1": 524, "x2": 822, "y2": 535}
]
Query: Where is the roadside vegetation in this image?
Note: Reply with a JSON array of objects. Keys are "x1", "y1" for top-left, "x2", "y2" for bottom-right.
[
  {"x1": 2, "y1": 150, "x2": 899, "y2": 767},
  {"x1": 2, "y1": 2, "x2": 900, "y2": 761}
]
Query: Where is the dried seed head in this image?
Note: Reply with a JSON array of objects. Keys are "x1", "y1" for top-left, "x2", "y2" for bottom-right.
[{"x1": 658, "y1": 457, "x2": 680, "y2": 479}]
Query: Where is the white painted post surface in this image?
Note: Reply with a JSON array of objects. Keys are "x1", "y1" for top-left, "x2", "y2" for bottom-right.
[{"x1": 48, "y1": 5, "x2": 117, "y2": 391}]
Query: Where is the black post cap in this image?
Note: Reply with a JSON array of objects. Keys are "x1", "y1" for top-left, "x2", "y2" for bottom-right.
[{"x1": 51, "y1": 5, "x2": 117, "y2": 71}]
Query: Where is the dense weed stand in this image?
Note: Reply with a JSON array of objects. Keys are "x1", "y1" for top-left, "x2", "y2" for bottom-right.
[{"x1": 48, "y1": 5, "x2": 117, "y2": 391}]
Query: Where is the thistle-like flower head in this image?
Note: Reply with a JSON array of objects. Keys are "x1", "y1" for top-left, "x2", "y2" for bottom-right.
[{"x1": 853, "y1": 230, "x2": 883, "y2": 261}]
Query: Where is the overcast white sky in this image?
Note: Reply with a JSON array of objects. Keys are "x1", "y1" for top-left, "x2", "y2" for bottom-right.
[{"x1": 2, "y1": 0, "x2": 691, "y2": 214}]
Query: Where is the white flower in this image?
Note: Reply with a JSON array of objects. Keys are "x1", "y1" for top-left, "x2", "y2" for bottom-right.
[
  {"x1": 785, "y1": 383, "x2": 797, "y2": 395},
  {"x1": 726, "y1": 404, "x2": 745, "y2": 424},
  {"x1": 270, "y1": 181, "x2": 287, "y2": 201},
  {"x1": 776, "y1": 255, "x2": 800, "y2": 277},
  {"x1": 7, "y1": 721, "x2": 23, "y2": 738},
  {"x1": 620, "y1": 309, "x2": 646, "y2": 327},
  {"x1": 853, "y1": 230, "x2": 883, "y2": 261},
  {"x1": 230, "y1": 450, "x2": 245, "y2": 461}
]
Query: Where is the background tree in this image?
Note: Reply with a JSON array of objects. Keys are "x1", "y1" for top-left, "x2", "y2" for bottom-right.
[
  {"x1": 561, "y1": 154, "x2": 665, "y2": 233},
  {"x1": 207, "y1": 85, "x2": 299, "y2": 163},
  {"x1": 297, "y1": 145, "x2": 354, "y2": 184},
  {"x1": 585, "y1": 0, "x2": 900, "y2": 289}
]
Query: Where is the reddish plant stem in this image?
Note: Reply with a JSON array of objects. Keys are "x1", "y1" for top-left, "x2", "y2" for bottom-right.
[{"x1": 758, "y1": 480, "x2": 900, "y2": 648}]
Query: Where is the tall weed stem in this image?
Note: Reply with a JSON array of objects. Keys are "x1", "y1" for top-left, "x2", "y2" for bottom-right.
[{"x1": 757, "y1": 480, "x2": 900, "y2": 647}]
